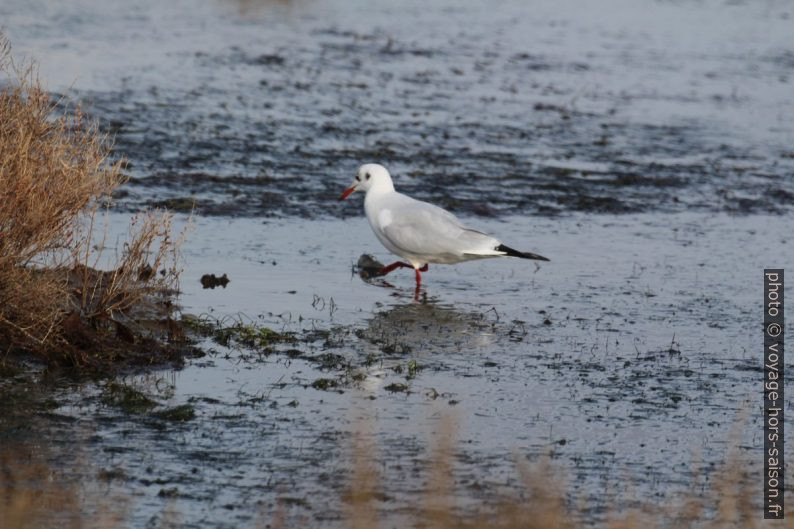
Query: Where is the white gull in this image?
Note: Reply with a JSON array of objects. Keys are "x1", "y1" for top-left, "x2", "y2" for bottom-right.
[{"x1": 339, "y1": 163, "x2": 549, "y2": 288}]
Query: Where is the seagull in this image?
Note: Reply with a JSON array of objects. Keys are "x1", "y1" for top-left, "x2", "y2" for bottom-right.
[{"x1": 339, "y1": 163, "x2": 549, "y2": 289}]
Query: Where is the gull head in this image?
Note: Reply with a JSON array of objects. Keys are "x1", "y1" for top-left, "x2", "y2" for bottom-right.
[{"x1": 339, "y1": 163, "x2": 394, "y2": 200}]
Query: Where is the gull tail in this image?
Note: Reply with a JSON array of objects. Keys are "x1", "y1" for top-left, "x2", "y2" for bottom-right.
[{"x1": 496, "y1": 244, "x2": 550, "y2": 262}]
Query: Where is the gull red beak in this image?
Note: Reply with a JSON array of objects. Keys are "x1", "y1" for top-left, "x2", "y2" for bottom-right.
[{"x1": 339, "y1": 186, "x2": 356, "y2": 201}]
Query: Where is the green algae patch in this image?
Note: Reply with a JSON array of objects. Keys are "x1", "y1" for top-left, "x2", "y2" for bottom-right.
[
  {"x1": 182, "y1": 315, "x2": 296, "y2": 352},
  {"x1": 311, "y1": 378, "x2": 338, "y2": 391},
  {"x1": 101, "y1": 381, "x2": 157, "y2": 414},
  {"x1": 154, "y1": 404, "x2": 196, "y2": 422}
]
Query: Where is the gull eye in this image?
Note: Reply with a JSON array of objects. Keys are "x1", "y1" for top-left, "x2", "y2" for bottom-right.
[
  {"x1": 365, "y1": 172, "x2": 371, "y2": 180},
  {"x1": 355, "y1": 175, "x2": 360, "y2": 182}
]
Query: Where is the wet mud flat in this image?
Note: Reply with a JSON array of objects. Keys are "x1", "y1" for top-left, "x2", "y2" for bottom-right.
[
  {"x1": 2, "y1": 211, "x2": 789, "y2": 527},
  {"x1": 3, "y1": 0, "x2": 794, "y2": 219},
  {"x1": 1, "y1": 0, "x2": 793, "y2": 526}
]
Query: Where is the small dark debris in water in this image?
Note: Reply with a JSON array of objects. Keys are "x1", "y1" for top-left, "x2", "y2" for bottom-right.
[
  {"x1": 158, "y1": 487, "x2": 180, "y2": 498},
  {"x1": 384, "y1": 382, "x2": 409, "y2": 393},
  {"x1": 153, "y1": 404, "x2": 196, "y2": 422},
  {"x1": 280, "y1": 497, "x2": 310, "y2": 508},
  {"x1": 533, "y1": 102, "x2": 570, "y2": 116},
  {"x1": 406, "y1": 360, "x2": 421, "y2": 380},
  {"x1": 381, "y1": 342, "x2": 412, "y2": 355},
  {"x1": 557, "y1": 438, "x2": 567, "y2": 446},
  {"x1": 470, "y1": 202, "x2": 497, "y2": 217},
  {"x1": 556, "y1": 194, "x2": 635, "y2": 214},
  {"x1": 101, "y1": 382, "x2": 157, "y2": 414},
  {"x1": 735, "y1": 362, "x2": 763, "y2": 373},
  {"x1": 311, "y1": 378, "x2": 338, "y2": 391},
  {"x1": 448, "y1": 399, "x2": 460, "y2": 406},
  {"x1": 287, "y1": 399, "x2": 299, "y2": 407},
  {"x1": 140, "y1": 476, "x2": 172, "y2": 485},
  {"x1": 543, "y1": 318, "x2": 552, "y2": 325},
  {"x1": 97, "y1": 467, "x2": 127, "y2": 481},
  {"x1": 356, "y1": 254, "x2": 385, "y2": 279},
  {"x1": 483, "y1": 361, "x2": 498, "y2": 368},
  {"x1": 201, "y1": 273, "x2": 230, "y2": 289},
  {"x1": 253, "y1": 54, "x2": 285, "y2": 66},
  {"x1": 667, "y1": 333, "x2": 682, "y2": 356},
  {"x1": 153, "y1": 197, "x2": 196, "y2": 212},
  {"x1": 189, "y1": 396, "x2": 220, "y2": 405},
  {"x1": 315, "y1": 352, "x2": 347, "y2": 370}
]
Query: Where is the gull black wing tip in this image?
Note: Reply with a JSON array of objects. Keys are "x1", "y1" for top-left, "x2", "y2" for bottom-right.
[{"x1": 496, "y1": 244, "x2": 550, "y2": 262}]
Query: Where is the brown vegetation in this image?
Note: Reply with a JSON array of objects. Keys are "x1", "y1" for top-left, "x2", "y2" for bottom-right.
[
  {"x1": 0, "y1": 445, "x2": 127, "y2": 529},
  {"x1": 0, "y1": 35, "x2": 183, "y2": 368},
  {"x1": 336, "y1": 417, "x2": 791, "y2": 529},
  {"x1": 1, "y1": 419, "x2": 790, "y2": 529}
]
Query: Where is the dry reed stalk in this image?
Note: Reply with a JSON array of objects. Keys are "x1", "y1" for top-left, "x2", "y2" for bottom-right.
[
  {"x1": 336, "y1": 413, "x2": 793, "y2": 529},
  {"x1": 0, "y1": 34, "x2": 183, "y2": 363},
  {"x1": 0, "y1": 445, "x2": 127, "y2": 529},
  {"x1": 344, "y1": 424, "x2": 379, "y2": 529}
]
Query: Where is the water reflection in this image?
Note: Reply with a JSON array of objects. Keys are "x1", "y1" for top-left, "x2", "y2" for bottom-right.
[
  {"x1": 360, "y1": 297, "x2": 500, "y2": 358},
  {"x1": 220, "y1": 0, "x2": 301, "y2": 17}
]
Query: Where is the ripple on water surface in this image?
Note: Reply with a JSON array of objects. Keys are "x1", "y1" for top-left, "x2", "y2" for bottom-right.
[{"x1": 3, "y1": 0, "x2": 793, "y2": 218}]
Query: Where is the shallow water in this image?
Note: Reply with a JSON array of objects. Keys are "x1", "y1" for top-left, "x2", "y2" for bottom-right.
[
  {"x1": 4, "y1": 0, "x2": 794, "y2": 218},
  {"x1": 1, "y1": 0, "x2": 793, "y2": 526},
  {"x1": 4, "y1": 211, "x2": 791, "y2": 526}
]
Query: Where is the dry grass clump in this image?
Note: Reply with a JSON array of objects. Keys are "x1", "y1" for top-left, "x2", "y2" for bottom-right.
[{"x1": 0, "y1": 35, "x2": 183, "y2": 366}]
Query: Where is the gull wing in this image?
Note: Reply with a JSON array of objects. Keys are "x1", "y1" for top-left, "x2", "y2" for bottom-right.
[{"x1": 380, "y1": 197, "x2": 500, "y2": 259}]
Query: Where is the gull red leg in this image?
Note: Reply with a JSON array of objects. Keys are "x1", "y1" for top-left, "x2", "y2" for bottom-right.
[
  {"x1": 414, "y1": 264, "x2": 428, "y2": 286},
  {"x1": 413, "y1": 265, "x2": 428, "y2": 301},
  {"x1": 377, "y1": 261, "x2": 413, "y2": 276}
]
